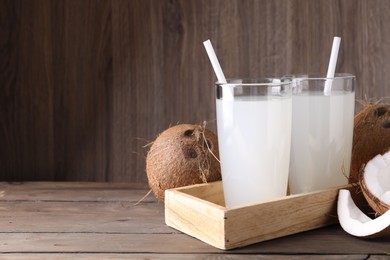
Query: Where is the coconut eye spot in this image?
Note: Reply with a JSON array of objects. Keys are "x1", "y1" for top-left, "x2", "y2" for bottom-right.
[
  {"x1": 184, "y1": 147, "x2": 198, "y2": 159},
  {"x1": 183, "y1": 129, "x2": 194, "y2": 137},
  {"x1": 374, "y1": 107, "x2": 388, "y2": 117},
  {"x1": 382, "y1": 121, "x2": 390, "y2": 128}
]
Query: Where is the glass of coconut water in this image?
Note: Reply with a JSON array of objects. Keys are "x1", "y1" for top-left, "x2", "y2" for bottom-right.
[
  {"x1": 288, "y1": 73, "x2": 355, "y2": 194},
  {"x1": 215, "y1": 78, "x2": 293, "y2": 208}
]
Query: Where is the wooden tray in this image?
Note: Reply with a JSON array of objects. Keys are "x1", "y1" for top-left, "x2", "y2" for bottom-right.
[{"x1": 165, "y1": 181, "x2": 354, "y2": 250}]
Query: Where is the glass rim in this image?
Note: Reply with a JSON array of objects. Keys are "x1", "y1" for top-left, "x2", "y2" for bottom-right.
[
  {"x1": 216, "y1": 78, "x2": 292, "y2": 87},
  {"x1": 285, "y1": 73, "x2": 355, "y2": 81}
]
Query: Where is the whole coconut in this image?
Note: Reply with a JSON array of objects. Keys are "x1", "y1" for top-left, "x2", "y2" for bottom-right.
[
  {"x1": 146, "y1": 123, "x2": 221, "y2": 201},
  {"x1": 350, "y1": 103, "x2": 390, "y2": 184}
]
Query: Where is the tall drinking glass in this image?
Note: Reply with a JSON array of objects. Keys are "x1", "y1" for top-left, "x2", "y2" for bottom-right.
[
  {"x1": 216, "y1": 79, "x2": 293, "y2": 208},
  {"x1": 289, "y1": 73, "x2": 355, "y2": 194}
]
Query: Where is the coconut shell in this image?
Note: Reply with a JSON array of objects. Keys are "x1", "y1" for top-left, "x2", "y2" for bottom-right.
[
  {"x1": 338, "y1": 189, "x2": 390, "y2": 238},
  {"x1": 146, "y1": 124, "x2": 221, "y2": 201},
  {"x1": 360, "y1": 176, "x2": 390, "y2": 216},
  {"x1": 350, "y1": 103, "x2": 390, "y2": 183}
]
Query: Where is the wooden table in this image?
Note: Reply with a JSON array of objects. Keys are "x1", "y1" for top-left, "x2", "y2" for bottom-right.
[{"x1": 0, "y1": 182, "x2": 389, "y2": 259}]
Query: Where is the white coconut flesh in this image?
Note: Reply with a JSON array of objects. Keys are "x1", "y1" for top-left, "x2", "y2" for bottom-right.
[
  {"x1": 362, "y1": 152, "x2": 390, "y2": 205},
  {"x1": 337, "y1": 189, "x2": 390, "y2": 237}
]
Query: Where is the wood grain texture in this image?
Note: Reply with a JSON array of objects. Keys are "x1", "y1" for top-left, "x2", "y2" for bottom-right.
[
  {"x1": 0, "y1": 181, "x2": 150, "y2": 202},
  {"x1": 0, "y1": 182, "x2": 389, "y2": 257},
  {"x1": 1, "y1": 0, "x2": 390, "y2": 182},
  {"x1": 0, "y1": 254, "x2": 370, "y2": 260},
  {"x1": 165, "y1": 182, "x2": 365, "y2": 250},
  {"x1": 0, "y1": 255, "x2": 371, "y2": 260}
]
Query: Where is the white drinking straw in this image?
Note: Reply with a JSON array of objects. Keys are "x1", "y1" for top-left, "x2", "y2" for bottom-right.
[
  {"x1": 324, "y1": 36, "x2": 341, "y2": 95},
  {"x1": 203, "y1": 40, "x2": 227, "y2": 84}
]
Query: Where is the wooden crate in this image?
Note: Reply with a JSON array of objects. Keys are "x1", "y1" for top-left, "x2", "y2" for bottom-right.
[{"x1": 165, "y1": 181, "x2": 353, "y2": 250}]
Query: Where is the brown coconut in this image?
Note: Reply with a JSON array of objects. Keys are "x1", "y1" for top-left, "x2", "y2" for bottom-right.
[
  {"x1": 146, "y1": 123, "x2": 221, "y2": 201},
  {"x1": 350, "y1": 102, "x2": 390, "y2": 215},
  {"x1": 350, "y1": 103, "x2": 390, "y2": 183}
]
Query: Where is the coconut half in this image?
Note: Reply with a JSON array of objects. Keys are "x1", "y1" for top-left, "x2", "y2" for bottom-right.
[
  {"x1": 338, "y1": 189, "x2": 390, "y2": 238},
  {"x1": 350, "y1": 103, "x2": 390, "y2": 183},
  {"x1": 360, "y1": 151, "x2": 390, "y2": 215}
]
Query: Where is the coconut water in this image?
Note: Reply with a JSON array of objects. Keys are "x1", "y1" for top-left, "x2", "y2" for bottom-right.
[
  {"x1": 289, "y1": 91, "x2": 355, "y2": 194},
  {"x1": 216, "y1": 97, "x2": 292, "y2": 207}
]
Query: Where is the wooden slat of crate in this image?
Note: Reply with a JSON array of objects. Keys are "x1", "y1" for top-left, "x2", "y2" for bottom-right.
[
  {"x1": 165, "y1": 181, "x2": 351, "y2": 250},
  {"x1": 223, "y1": 185, "x2": 341, "y2": 249},
  {"x1": 165, "y1": 185, "x2": 226, "y2": 247}
]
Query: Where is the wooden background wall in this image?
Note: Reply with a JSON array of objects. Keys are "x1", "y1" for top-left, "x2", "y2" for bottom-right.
[{"x1": 1, "y1": 0, "x2": 390, "y2": 183}]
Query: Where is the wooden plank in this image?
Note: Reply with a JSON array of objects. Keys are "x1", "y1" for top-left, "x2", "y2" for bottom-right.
[
  {"x1": 0, "y1": 253, "x2": 370, "y2": 260},
  {"x1": 0, "y1": 182, "x2": 166, "y2": 233},
  {"x1": 0, "y1": 233, "x2": 218, "y2": 253},
  {"x1": 0, "y1": 200, "x2": 172, "y2": 234},
  {"x1": 0, "y1": 182, "x2": 154, "y2": 202},
  {"x1": 0, "y1": 228, "x2": 389, "y2": 254},
  {"x1": 243, "y1": 226, "x2": 390, "y2": 255},
  {"x1": 0, "y1": 182, "x2": 149, "y2": 189}
]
